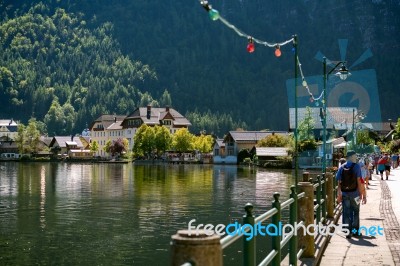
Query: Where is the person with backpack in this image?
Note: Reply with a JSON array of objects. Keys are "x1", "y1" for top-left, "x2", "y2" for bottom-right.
[
  {"x1": 377, "y1": 154, "x2": 389, "y2": 180},
  {"x1": 336, "y1": 150, "x2": 367, "y2": 238}
]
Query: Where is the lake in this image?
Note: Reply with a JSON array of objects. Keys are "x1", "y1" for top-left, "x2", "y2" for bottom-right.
[{"x1": 0, "y1": 162, "x2": 297, "y2": 265}]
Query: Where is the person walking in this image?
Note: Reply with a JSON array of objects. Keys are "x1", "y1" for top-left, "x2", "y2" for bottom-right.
[
  {"x1": 358, "y1": 156, "x2": 368, "y2": 189},
  {"x1": 374, "y1": 153, "x2": 380, "y2": 175},
  {"x1": 377, "y1": 154, "x2": 390, "y2": 180},
  {"x1": 336, "y1": 150, "x2": 367, "y2": 238}
]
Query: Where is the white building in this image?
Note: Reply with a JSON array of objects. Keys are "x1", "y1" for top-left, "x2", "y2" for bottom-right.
[
  {"x1": 0, "y1": 119, "x2": 18, "y2": 141},
  {"x1": 89, "y1": 106, "x2": 191, "y2": 157}
]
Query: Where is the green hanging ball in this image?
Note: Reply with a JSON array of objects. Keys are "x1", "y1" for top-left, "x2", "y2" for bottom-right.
[
  {"x1": 315, "y1": 101, "x2": 319, "y2": 107},
  {"x1": 209, "y1": 9, "x2": 220, "y2": 21}
]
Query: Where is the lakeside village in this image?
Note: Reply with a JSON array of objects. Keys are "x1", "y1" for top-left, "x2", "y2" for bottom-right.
[{"x1": 0, "y1": 105, "x2": 399, "y2": 168}]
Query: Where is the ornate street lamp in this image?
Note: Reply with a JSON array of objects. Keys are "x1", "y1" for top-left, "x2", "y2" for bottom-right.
[{"x1": 322, "y1": 58, "x2": 351, "y2": 174}]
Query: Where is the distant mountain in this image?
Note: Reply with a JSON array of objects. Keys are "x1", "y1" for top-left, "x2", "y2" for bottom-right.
[{"x1": 1, "y1": 0, "x2": 399, "y2": 135}]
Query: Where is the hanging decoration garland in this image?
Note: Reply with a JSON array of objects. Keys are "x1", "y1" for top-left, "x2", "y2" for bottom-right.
[
  {"x1": 199, "y1": 0, "x2": 321, "y2": 104},
  {"x1": 200, "y1": 0, "x2": 293, "y2": 56}
]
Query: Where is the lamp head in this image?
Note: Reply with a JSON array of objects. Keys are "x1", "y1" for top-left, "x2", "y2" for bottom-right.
[{"x1": 335, "y1": 64, "x2": 351, "y2": 80}]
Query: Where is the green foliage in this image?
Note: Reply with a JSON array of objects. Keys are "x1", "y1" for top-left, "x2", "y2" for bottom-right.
[
  {"x1": 298, "y1": 139, "x2": 318, "y2": 153},
  {"x1": 297, "y1": 107, "x2": 317, "y2": 152},
  {"x1": 173, "y1": 128, "x2": 193, "y2": 153},
  {"x1": 393, "y1": 118, "x2": 400, "y2": 140},
  {"x1": 298, "y1": 107, "x2": 315, "y2": 141},
  {"x1": 1, "y1": 1, "x2": 399, "y2": 135},
  {"x1": 15, "y1": 118, "x2": 41, "y2": 154},
  {"x1": 356, "y1": 130, "x2": 374, "y2": 146},
  {"x1": 389, "y1": 139, "x2": 400, "y2": 153},
  {"x1": 133, "y1": 124, "x2": 155, "y2": 158},
  {"x1": 154, "y1": 125, "x2": 172, "y2": 156},
  {"x1": 90, "y1": 140, "x2": 99, "y2": 153},
  {"x1": 258, "y1": 134, "x2": 290, "y2": 147},
  {"x1": 186, "y1": 110, "x2": 247, "y2": 137},
  {"x1": 193, "y1": 134, "x2": 214, "y2": 153},
  {"x1": 0, "y1": 4, "x2": 157, "y2": 133}
]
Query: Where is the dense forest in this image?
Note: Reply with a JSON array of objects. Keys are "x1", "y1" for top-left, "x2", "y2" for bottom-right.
[{"x1": 0, "y1": 0, "x2": 399, "y2": 136}]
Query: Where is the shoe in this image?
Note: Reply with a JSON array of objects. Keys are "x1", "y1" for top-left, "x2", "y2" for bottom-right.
[
  {"x1": 346, "y1": 234, "x2": 352, "y2": 239},
  {"x1": 353, "y1": 232, "x2": 362, "y2": 237},
  {"x1": 381, "y1": 177, "x2": 383, "y2": 180}
]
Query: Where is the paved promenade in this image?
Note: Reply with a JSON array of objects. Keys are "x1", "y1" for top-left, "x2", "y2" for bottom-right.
[{"x1": 320, "y1": 167, "x2": 400, "y2": 265}]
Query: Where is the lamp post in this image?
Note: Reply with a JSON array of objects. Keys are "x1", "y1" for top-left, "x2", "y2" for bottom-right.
[{"x1": 322, "y1": 57, "x2": 350, "y2": 174}]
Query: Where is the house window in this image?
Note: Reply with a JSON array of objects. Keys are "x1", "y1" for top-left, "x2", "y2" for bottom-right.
[
  {"x1": 163, "y1": 120, "x2": 172, "y2": 126},
  {"x1": 214, "y1": 149, "x2": 219, "y2": 156},
  {"x1": 228, "y1": 148, "x2": 234, "y2": 156}
]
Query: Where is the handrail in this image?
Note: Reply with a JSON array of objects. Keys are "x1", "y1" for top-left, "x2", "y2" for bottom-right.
[
  {"x1": 258, "y1": 249, "x2": 278, "y2": 266},
  {"x1": 281, "y1": 197, "x2": 295, "y2": 209},
  {"x1": 170, "y1": 171, "x2": 338, "y2": 266},
  {"x1": 254, "y1": 208, "x2": 278, "y2": 224}
]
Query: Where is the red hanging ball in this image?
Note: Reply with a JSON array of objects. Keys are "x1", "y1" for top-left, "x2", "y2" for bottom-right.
[
  {"x1": 275, "y1": 48, "x2": 281, "y2": 57},
  {"x1": 309, "y1": 97, "x2": 314, "y2": 103},
  {"x1": 247, "y1": 43, "x2": 255, "y2": 53}
]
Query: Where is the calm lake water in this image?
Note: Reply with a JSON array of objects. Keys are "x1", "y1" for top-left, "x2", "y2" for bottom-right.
[{"x1": 0, "y1": 162, "x2": 296, "y2": 265}]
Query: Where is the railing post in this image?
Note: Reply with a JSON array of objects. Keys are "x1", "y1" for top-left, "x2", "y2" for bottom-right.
[
  {"x1": 321, "y1": 173, "x2": 327, "y2": 222},
  {"x1": 298, "y1": 182, "x2": 315, "y2": 258},
  {"x1": 289, "y1": 186, "x2": 298, "y2": 266},
  {"x1": 333, "y1": 172, "x2": 338, "y2": 209},
  {"x1": 271, "y1": 193, "x2": 281, "y2": 266},
  {"x1": 316, "y1": 175, "x2": 321, "y2": 224},
  {"x1": 326, "y1": 172, "x2": 334, "y2": 218},
  {"x1": 170, "y1": 230, "x2": 222, "y2": 266},
  {"x1": 302, "y1": 172, "x2": 309, "y2": 182},
  {"x1": 243, "y1": 203, "x2": 256, "y2": 266}
]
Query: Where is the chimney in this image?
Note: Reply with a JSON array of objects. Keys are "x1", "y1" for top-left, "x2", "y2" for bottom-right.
[
  {"x1": 114, "y1": 116, "x2": 117, "y2": 123},
  {"x1": 166, "y1": 106, "x2": 170, "y2": 112},
  {"x1": 147, "y1": 105, "x2": 151, "y2": 119},
  {"x1": 71, "y1": 135, "x2": 74, "y2": 141}
]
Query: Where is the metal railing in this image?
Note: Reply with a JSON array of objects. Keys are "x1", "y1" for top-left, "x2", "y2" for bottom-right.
[{"x1": 171, "y1": 172, "x2": 337, "y2": 266}]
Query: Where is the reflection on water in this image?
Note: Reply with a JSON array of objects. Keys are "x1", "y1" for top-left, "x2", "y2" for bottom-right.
[{"x1": 0, "y1": 162, "x2": 295, "y2": 265}]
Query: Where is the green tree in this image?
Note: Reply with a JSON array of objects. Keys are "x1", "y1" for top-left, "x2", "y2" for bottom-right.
[
  {"x1": 173, "y1": 128, "x2": 193, "y2": 153},
  {"x1": 297, "y1": 107, "x2": 317, "y2": 152},
  {"x1": 159, "y1": 89, "x2": 172, "y2": 107},
  {"x1": 25, "y1": 118, "x2": 41, "y2": 154},
  {"x1": 104, "y1": 139, "x2": 112, "y2": 155},
  {"x1": 133, "y1": 124, "x2": 155, "y2": 158},
  {"x1": 298, "y1": 107, "x2": 315, "y2": 141},
  {"x1": 90, "y1": 140, "x2": 99, "y2": 154},
  {"x1": 154, "y1": 125, "x2": 172, "y2": 156},
  {"x1": 393, "y1": 118, "x2": 400, "y2": 140},
  {"x1": 15, "y1": 123, "x2": 26, "y2": 154},
  {"x1": 15, "y1": 118, "x2": 41, "y2": 154},
  {"x1": 193, "y1": 134, "x2": 214, "y2": 153},
  {"x1": 258, "y1": 134, "x2": 290, "y2": 147}
]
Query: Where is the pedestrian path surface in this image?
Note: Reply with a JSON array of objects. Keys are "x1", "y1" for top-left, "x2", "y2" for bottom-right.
[{"x1": 320, "y1": 168, "x2": 400, "y2": 266}]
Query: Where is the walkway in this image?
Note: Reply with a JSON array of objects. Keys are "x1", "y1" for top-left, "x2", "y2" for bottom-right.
[{"x1": 320, "y1": 167, "x2": 400, "y2": 265}]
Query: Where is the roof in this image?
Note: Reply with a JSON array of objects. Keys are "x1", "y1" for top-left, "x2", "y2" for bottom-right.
[
  {"x1": 256, "y1": 147, "x2": 289, "y2": 157},
  {"x1": 124, "y1": 107, "x2": 191, "y2": 127},
  {"x1": 214, "y1": 139, "x2": 225, "y2": 148},
  {"x1": 0, "y1": 119, "x2": 18, "y2": 127},
  {"x1": 107, "y1": 122, "x2": 123, "y2": 130},
  {"x1": 89, "y1": 115, "x2": 126, "y2": 130},
  {"x1": 289, "y1": 107, "x2": 354, "y2": 129},
  {"x1": 225, "y1": 131, "x2": 290, "y2": 142},
  {"x1": 50, "y1": 136, "x2": 84, "y2": 148},
  {"x1": 40, "y1": 136, "x2": 53, "y2": 146}
]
